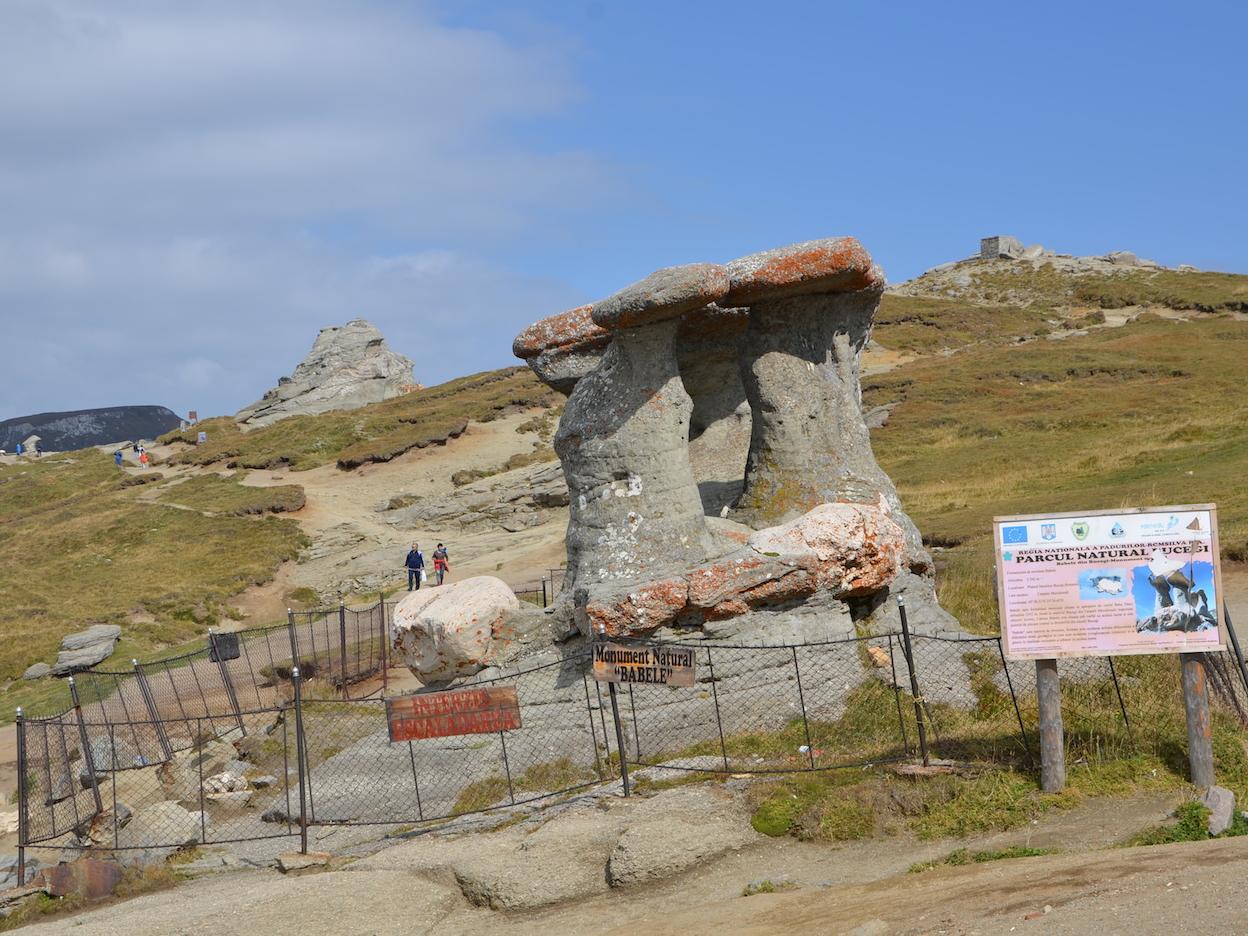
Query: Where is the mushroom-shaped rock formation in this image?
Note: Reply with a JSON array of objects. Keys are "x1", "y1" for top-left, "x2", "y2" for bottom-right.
[
  {"x1": 512, "y1": 305, "x2": 610, "y2": 395},
  {"x1": 553, "y1": 264, "x2": 729, "y2": 598},
  {"x1": 724, "y1": 237, "x2": 926, "y2": 567}
]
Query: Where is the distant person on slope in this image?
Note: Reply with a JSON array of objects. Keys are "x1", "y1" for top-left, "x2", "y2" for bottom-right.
[
  {"x1": 405, "y1": 543, "x2": 425, "y2": 591},
  {"x1": 114, "y1": 450, "x2": 124, "y2": 467},
  {"x1": 138, "y1": 449, "x2": 150, "y2": 466},
  {"x1": 433, "y1": 543, "x2": 450, "y2": 585}
]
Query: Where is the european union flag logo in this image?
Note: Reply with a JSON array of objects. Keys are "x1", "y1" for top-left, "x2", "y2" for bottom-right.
[{"x1": 1002, "y1": 525, "x2": 1028, "y2": 544}]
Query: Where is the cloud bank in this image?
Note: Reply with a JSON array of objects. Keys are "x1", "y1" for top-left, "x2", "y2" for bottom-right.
[{"x1": 0, "y1": 0, "x2": 602, "y2": 419}]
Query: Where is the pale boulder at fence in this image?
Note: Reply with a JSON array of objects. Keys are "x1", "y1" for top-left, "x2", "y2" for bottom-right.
[{"x1": 392, "y1": 577, "x2": 521, "y2": 682}]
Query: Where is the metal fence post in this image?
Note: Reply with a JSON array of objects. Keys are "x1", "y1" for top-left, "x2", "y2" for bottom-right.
[
  {"x1": 705, "y1": 646, "x2": 729, "y2": 772},
  {"x1": 1106, "y1": 657, "x2": 1133, "y2": 746},
  {"x1": 1222, "y1": 607, "x2": 1248, "y2": 702},
  {"x1": 582, "y1": 673, "x2": 604, "y2": 779},
  {"x1": 134, "y1": 660, "x2": 174, "y2": 762},
  {"x1": 886, "y1": 636, "x2": 911, "y2": 754},
  {"x1": 68, "y1": 677, "x2": 104, "y2": 814},
  {"x1": 286, "y1": 609, "x2": 299, "y2": 673},
  {"x1": 15, "y1": 708, "x2": 26, "y2": 887},
  {"x1": 897, "y1": 597, "x2": 930, "y2": 767},
  {"x1": 209, "y1": 632, "x2": 246, "y2": 737},
  {"x1": 791, "y1": 647, "x2": 816, "y2": 768},
  {"x1": 379, "y1": 593, "x2": 389, "y2": 695},
  {"x1": 995, "y1": 639, "x2": 1032, "y2": 763},
  {"x1": 607, "y1": 682, "x2": 630, "y2": 796},
  {"x1": 338, "y1": 601, "x2": 348, "y2": 699},
  {"x1": 292, "y1": 667, "x2": 309, "y2": 854},
  {"x1": 541, "y1": 579, "x2": 548, "y2": 608}
]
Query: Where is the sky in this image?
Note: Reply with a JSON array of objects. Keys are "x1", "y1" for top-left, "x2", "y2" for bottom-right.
[{"x1": 1, "y1": 0, "x2": 1245, "y2": 421}]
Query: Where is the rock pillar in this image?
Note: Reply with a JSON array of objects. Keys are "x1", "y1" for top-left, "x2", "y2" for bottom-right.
[
  {"x1": 726, "y1": 238, "x2": 927, "y2": 566},
  {"x1": 553, "y1": 264, "x2": 729, "y2": 594}
]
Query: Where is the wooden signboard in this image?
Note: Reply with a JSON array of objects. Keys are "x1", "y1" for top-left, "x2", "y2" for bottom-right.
[
  {"x1": 386, "y1": 686, "x2": 521, "y2": 742},
  {"x1": 592, "y1": 642, "x2": 696, "y2": 687}
]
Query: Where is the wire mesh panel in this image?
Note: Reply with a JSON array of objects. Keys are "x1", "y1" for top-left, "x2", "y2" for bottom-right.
[
  {"x1": 20, "y1": 712, "x2": 97, "y2": 845},
  {"x1": 293, "y1": 654, "x2": 605, "y2": 826}
]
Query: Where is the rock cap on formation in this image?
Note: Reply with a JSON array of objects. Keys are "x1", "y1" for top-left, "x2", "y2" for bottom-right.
[
  {"x1": 512, "y1": 305, "x2": 608, "y2": 359},
  {"x1": 724, "y1": 236, "x2": 883, "y2": 306},
  {"x1": 591, "y1": 263, "x2": 730, "y2": 331}
]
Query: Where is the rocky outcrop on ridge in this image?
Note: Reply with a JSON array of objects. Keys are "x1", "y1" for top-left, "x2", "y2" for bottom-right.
[
  {"x1": 236, "y1": 319, "x2": 417, "y2": 426},
  {"x1": 0, "y1": 406, "x2": 181, "y2": 451}
]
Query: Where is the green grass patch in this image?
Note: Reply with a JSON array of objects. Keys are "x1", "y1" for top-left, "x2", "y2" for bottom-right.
[
  {"x1": 159, "y1": 367, "x2": 557, "y2": 472},
  {"x1": 874, "y1": 294, "x2": 1058, "y2": 353},
  {"x1": 451, "y1": 756, "x2": 601, "y2": 815},
  {"x1": 156, "y1": 473, "x2": 305, "y2": 514},
  {"x1": 0, "y1": 450, "x2": 307, "y2": 711},
  {"x1": 909, "y1": 844, "x2": 1057, "y2": 873}
]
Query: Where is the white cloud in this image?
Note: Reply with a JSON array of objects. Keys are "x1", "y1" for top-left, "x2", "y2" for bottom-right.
[{"x1": 0, "y1": 1, "x2": 605, "y2": 419}]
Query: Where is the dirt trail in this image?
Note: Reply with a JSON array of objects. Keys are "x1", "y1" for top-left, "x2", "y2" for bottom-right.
[
  {"x1": 137, "y1": 410, "x2": 567, "y2": 626},
  {"x1": 16, "y1": 790, "x2": 1242, "y2": 936}
]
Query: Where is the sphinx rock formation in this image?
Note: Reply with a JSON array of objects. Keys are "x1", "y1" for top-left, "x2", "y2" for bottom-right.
[
  {"x1": 236, "y1": 319, "x2": 418, "y2": 426},
  {"x1": 514, "y1": 237, "x2": 957, "y2": 643}
]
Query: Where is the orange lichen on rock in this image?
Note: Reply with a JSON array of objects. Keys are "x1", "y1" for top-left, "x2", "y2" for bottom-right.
[
  {"x1": 725, "y1": 237, "x2": 884, "y2": 305},
  {"x1": 582, "y1": 577, "x2": 690, "y2": 637},
  {"x1": 512, "y1": 304, "x2": 608, "y2": 360}
]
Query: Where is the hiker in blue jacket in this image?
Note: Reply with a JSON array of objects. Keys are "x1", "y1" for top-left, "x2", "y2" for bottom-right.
[{"x1": 404, "y1": 543, "x2": 425, "y2": 591}]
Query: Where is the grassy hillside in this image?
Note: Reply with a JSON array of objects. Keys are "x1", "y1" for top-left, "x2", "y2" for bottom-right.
[
  {"x1": 870, "y1": 313, "x2": 1248, "y2": 632},
  {"x1": 159, "y1": 366, "x2": 557, "y2": 471},
  {"x1": 899, "y1": 260, "x2": 1248, "y2": 314},
  {"x1": 0, "y1": 451, "x2": 308, "y2": 707}
]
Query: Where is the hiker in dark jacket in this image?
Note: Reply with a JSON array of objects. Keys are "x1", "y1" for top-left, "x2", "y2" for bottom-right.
[{"x1": 404, "y1": 543, "x2": 425, "y2": 591}]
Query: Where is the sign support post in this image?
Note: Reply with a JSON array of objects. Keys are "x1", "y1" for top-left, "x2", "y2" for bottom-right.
[
  {"x1": 1179, "y1": 652, "x2": 1215, "y2": 790},
  {"x1": 607, "y1": 681, "x2": 630, "y2": 797},
  {"x1": 1035, "y1": 658, "x2": 1065, "y2": 792}
]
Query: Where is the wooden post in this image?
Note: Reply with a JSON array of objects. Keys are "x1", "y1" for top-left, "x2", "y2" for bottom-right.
[
  {"x1": 1180, "y1": 652, "x2": 1215, "y2": 790},
  {"x1": 1035, "y1": 658, "x2": 1065, "y2": 793}
]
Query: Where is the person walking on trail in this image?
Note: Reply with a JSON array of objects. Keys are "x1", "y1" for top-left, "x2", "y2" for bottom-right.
[
  {"x1": 114, "y1": 449, "x2": 124, "y2": 467},
  {"x1": 433, "y1": 543, "x2": 450, "y2": 586},
  {"x1": 138, "y1": 449, "x2": 150, "y2": 466},
  {"x1": 405, "y1": 543, "x2": 425, "y2": 591}
]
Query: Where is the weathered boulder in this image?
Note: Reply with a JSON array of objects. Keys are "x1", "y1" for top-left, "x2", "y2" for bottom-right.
[
  {"x1": 1201, "y1": 786, "x2": 1236, "y2": 835},
  {"x1": 580, "y1": 500, "x2": 906, "y2": 637},
  {"x1": 392, "y1": 576, "x2": 520, "y2": 682},
  {"x1": 236, "y1": 319, "x2": 417, "y2": 426},
  {"x1": 512, "y1": 305, "x2": 610, "y2": 395},
  {"x1": 605, "y1": 786, "x2": 760, "y2": 886},
  {"x1": 22, "y1": 662, "x2": 50, "y2": 680},
  {"x1": 555, "y1": 264, "x2": 726, "y2": 597},
  {"x1": 51, "y1": 624, "x2": 121, "y2": 675},
  {"x1": 119, "y1": 801, "x2": 202, "y2": 849}
]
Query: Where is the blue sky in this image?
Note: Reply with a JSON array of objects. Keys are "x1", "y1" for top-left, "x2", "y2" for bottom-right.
[{"x1": 1, "y1": 0, "x2": 1245, "y2": 419}]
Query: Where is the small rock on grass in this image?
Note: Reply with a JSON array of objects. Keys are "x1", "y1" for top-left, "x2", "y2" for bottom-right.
[{"x1": 1201, "y1": 786, "x2": 1236, "y2": 836}]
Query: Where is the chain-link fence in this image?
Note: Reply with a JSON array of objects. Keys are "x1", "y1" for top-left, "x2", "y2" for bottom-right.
[{"x1": 15, "y1": 616, "x2": 1248, "y2": 886}]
